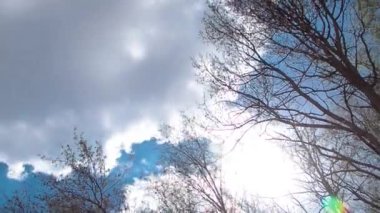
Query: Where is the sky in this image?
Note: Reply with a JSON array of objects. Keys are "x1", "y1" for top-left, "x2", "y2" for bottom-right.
[
  {"x1": 0, "y1": 0, "x2": 297, "y2": 209},
  {"x1": 0, "y1": 138, "x2": 166, "y2": 206},
  {"x1": 0, "y1": 0, "x2": 207, "y2": 203},
  {"x1": 0, "y1": 0, "x2": 203, "y2": 163}
]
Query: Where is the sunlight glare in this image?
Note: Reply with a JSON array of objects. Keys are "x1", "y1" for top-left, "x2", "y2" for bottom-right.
[{"x1": 222, "y1": 128, "x2": 297, "y2": 198}]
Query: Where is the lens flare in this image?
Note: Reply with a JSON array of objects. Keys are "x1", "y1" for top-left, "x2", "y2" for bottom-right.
[{"x1": 321, "y1": 196, "x2": 348, "y2": 213}]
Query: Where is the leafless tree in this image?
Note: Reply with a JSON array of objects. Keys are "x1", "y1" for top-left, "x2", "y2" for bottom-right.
[
  {"x1": 40, "y1": 133, "x2": 127, "y2": 213},
  {"x1": 161, "y1": 138, "x2": 230, "y2": 213},
  {"x1": 196, "y1": 0, "x2": 380, "y2": 211},
  {"x1": 150, "y1": 122, "x2": 288, "y2": 213},
  {"x1": 149, "y1": 174, "x2": 202, "y2": 213},
  {"x1": 197, "y1": 0, "x2": 379, "y2": 152},
  {"x1": 276, "y1": 126, "x2": 380, "y2": 211},
  {"x1": 150, "y1": 137, "x2": 293, "y2": 212},
  {"x1": 2, "y1": 190, "x2": 45, "y2": 213}
]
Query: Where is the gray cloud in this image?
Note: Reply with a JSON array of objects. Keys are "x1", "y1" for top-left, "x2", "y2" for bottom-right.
[{"x1": 0, "y1": 0, "x2": 204, "y2": 162}]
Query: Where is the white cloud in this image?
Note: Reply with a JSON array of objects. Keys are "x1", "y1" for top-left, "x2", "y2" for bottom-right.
[
  {"x1": 126, "y1": 177, "x2": 159, "y2": 212},
  {"x1": 104, "y1": 118, "x2": 161, "y2": 169},
  {"x1": 127, "y1": 40, "x2": 146, "y2": 61},
  {"x1": 122, "y1": 28, "x2": 148, "y2": 61},
  {"x1": 0, "y1": 0, "x2": 300, "y2": 207},
  {"x1": 6, "y1": 159, "x2": 71, "y2": 180}
]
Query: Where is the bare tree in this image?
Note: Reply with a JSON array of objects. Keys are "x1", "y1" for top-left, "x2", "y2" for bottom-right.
[
  {"x1": 357, "y1": 0, "x2": 380, "y2": 41},
  {"x1": 150, "y1": 123, "x2": 287, "y2": 213},
  {"x1": 149, "y1": 175, "x2": 202, "y2": 213},
  {"x1": 277, "y1": 126, "x2": 380, "y2": 211},
  {"x1": 160, "y1": 138, "x2": 230, "y2": 213},
  {"x1": 197, "y1": 0, "x2": 380, "y2": 153},
  {"x1": 40, "y1": 133, "x2": 127, "y2": 212},
  {"x1": 2, "y1": 190, "x2": 45, "y2": 213},
  {"x1": 196, "y1": 0, "x2": 380, "y2": 211}
]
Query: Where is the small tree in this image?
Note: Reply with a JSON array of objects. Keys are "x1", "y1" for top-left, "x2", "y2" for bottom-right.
[
  {"x1": 149, "y1": 175, "x2": 201, "y2": 213},
  {"x1": 150, "y1": 135, "x2": 291, "y2": 213},
  {"x1": 277, "y1": 126, "x2": 380, "y2": 211},
  {"x1": 2, "y1": 190, "x2": 45, "y2": 213},
  {"x1": 155, "y1": 138, "x2": 229, "y2": 212},
  {"x1": 40, "y1": 133, "x2": 127, "y2": 212}
]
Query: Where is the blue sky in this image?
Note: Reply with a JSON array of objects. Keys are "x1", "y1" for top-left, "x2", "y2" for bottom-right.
[
  {"x1": 0, "y1": 138, "x2": 167, "y2": 207},
  {"x1": 0, "y1": 0, "x2": 205, "y2": 203}
]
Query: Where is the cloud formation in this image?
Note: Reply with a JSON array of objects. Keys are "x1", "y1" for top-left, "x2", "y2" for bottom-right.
[{"x1": 0, "y1": 0, "x2": 204, "y2": 163}]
